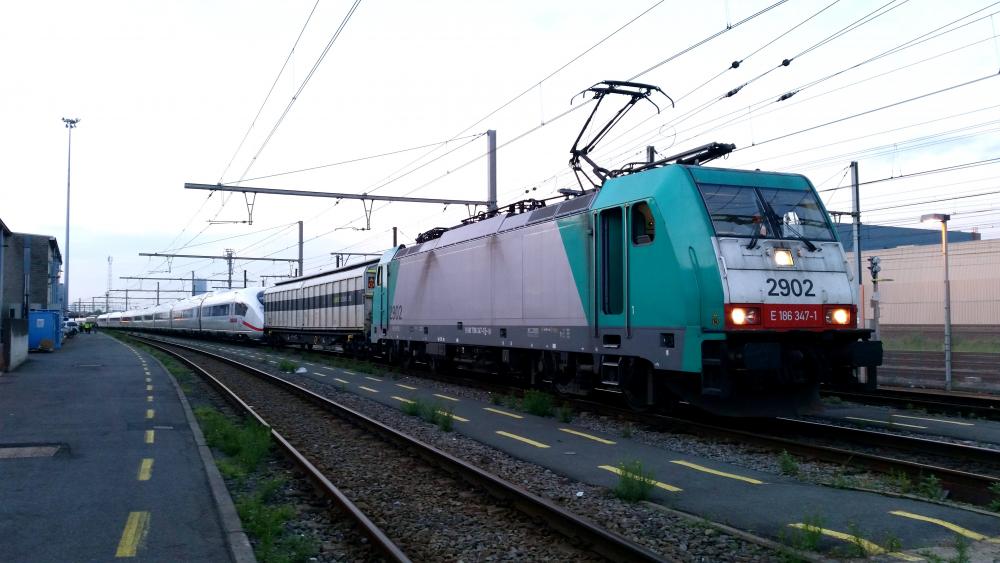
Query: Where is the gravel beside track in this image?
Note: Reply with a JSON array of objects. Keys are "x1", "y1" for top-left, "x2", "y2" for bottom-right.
[{"x1": 163, "y1": 344, "x2": 613, "y2": 562}]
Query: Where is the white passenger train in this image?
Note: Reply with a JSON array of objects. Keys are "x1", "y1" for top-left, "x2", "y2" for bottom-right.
[{"x1": 97, "y1": 287, "x2": 266, "y2": 340}]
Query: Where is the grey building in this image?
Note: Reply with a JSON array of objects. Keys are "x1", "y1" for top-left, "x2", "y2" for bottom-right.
[
  {"x1": 1, "y1": 219, "x2": 29, "y2": 371},
  {"x1": 2, "y1": 232, "x2": 63, "y2": 319},
  {"x1": 835, "y1": 224, "x2": 980, "y2": 251}
]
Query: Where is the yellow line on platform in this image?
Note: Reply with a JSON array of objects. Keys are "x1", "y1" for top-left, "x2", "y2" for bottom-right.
[
  {"x1": 334, "y1": 378, "x2": 350, "y2": 385},
  {"x1": 787, "y1": 523, "x2": 920, "y2": 561},
  {"x1": 845, "y1": 416, "x2": 926, "y2": 429},
  {"x1": 145, "y1": 378, "x2": 151, "y2": 383},
  {"x1": 559, "y1": 427, "x2": 615, "y2": 444},
  {"x1": 312, "y1": 372, "x2": 326, "y2": 377},
  {"x1": 437, "y1": 410, "x2": 469, "y2": 422},
  {"x1": 137, "y1": 458, "x2": 154, "y2": 481},
  {"x1": 670, "y1": 460, "x2": 763, "y2": 484},
  {"x1": 115, "y1": 511, "x2": 151, "y2": 557},
  {"x1": 891, "y1": 414, "x2": 974, "y2": 426},
  {"x1": 496, "y1": 430, "x2": 549, "y2": 448},
  {"x1": 433, "y1": 393, "x2": 459, "y2": 402},
  {"x1": 146, "y1": 409, "x2": 154, "y2": 419},
  {"x1": 890, "y1": 510, "x2": 1000, "y2": 543},
  {"x1": 396, "y1": 383, "x2": 418, "y2": 390},
  {"x1": 365, "y1": 376, "x2": 382, "y2": 382},
  {"x1": 343, "y1": 370, "x2": 356, "y2": 376},
  {"x1": 146, "y1": 385, "x2": 152, "y2": 392},
  {"x1": 359, "y1": 386, "x2": 379, "y2": 393},
  {"x1": 598, "y1": 465, "x2": 682, "y2": 492},
  {"x1": 484, "y1": 407, "x2": 523, "y2": 419},
  {"x1": 144, "y1": 430, "x2": 154, "y2": 444},
  {"x1": 146, "y1": 396, "x2": 153, "y2": 403},
  {"x1": 391, "y1": 396, "x2": 414, "y2": 404}
]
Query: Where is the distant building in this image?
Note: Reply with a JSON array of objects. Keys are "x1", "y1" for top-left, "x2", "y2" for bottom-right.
[
  {"x1": 1, "y1": 232, "x2": 63, "y2": 318},
  {"x1": 835, "y1": 224, "x2": 980, "y2": 251},
  {"x1": 0, "y1": 219, "x2": 30, "y2": 371}
]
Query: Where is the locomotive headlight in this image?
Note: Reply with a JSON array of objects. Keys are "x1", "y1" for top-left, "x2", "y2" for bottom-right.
[
  {"x1": 773, "y1": 248, "x2": 794, "y2": 267},
  {"x1": 729, "y1": 306, "x2": 760, "y2": 326},
  {"x1": 825, "y1": 307, "x2": 851, "y2": 325}
]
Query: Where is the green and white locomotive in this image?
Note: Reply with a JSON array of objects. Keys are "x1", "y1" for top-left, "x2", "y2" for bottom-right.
[{"x1": 367, "y1": 82, "x2": 881, "y2": 415}]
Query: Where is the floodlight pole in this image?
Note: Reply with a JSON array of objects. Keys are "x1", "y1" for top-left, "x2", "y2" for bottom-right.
[
  {"x1": 298, "y1": 221, "x2": 303, "y2": 278},
  {"x1": 62, "y1": 117, "x2": 80, "y2": 313}
]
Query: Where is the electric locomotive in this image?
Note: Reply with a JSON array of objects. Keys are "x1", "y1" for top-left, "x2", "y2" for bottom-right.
[{"x1": 366, "y1": 81, "x2": 881, "y2": 415}]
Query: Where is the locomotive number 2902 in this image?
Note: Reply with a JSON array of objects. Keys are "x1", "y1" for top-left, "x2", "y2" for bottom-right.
[{"x1": 766, "y1": 278, "x2": 815, "y2": 297}]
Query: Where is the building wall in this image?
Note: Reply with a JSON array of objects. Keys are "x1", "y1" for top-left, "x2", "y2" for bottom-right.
[
  {"x1": 1, "y1": 233, "x2": 62, "y2": 318},
  {"x1": 846, "y1": 239, "x2": 1000, "y2": 325}
]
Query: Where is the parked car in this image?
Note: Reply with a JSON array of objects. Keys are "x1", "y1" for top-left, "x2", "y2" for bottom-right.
[{"x1": 63, "y1": 320, "x2": 79, "y2": 337}]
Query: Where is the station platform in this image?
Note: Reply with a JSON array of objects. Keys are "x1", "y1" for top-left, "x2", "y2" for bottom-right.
[{"x1": 0, "y1": 333, "x2": 236, "y2": 562}]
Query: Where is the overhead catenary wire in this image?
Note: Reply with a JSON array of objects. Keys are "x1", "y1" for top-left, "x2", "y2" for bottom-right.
[{"x1": 217, "y1": 0, "x2": 322, "y2": 184}]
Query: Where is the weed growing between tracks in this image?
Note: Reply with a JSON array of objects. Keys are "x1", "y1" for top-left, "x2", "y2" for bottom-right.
[
  {"x1": 989, "y1": 482, "x2": 1000, "y2": 512},
  {"x1": 195, "y1": 406, "x2": 318, "y2": 563},
  {"x1": 920, "y1": 534, "x2": 972, "y2": 563},
  {"x1": 613, "y1": 460, "x2": 655, "y2": 502},
  {"x1": 778, "y1": 450, "x2": 800, "y2": 477},
  {"x1": 399, "y1": 398, "x2": 454, "y2": 432}
]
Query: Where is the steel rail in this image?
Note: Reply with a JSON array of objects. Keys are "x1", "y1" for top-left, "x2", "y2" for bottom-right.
[
  {"x1": 134, "y1": 336, "x2": 411, "y2": 563},
  {"x1": 128, "y1": 332, "x2": 999, "y2": 507},
  {"x1": 134, "y1": 335, "x2": 670, "y2": 563},
  {"x1": 822, "y1": 388, "x2": 1000, "y2": 420}
]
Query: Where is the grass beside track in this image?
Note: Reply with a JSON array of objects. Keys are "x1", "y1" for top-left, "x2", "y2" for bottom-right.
[{"x1": 108, "y1": 332, "x2": 318, "y2": 563}]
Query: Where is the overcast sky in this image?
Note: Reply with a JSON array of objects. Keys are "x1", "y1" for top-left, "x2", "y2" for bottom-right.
[{"x1": 2, "y1": 0, "x2": 998, "y2": 309}]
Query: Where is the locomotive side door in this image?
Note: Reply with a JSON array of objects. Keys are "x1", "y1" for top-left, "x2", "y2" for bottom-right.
[{"x1": 594, "y1": 206, "x2": 627, "y2": 345}]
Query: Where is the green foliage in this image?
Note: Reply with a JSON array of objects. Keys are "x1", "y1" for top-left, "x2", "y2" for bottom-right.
[
  {"x1": 778, "y1": 450, "x2": 799, "y2": 477},
  {"x1": 277, "y1": 359, "x2": 297, "y2": 373},
  {"x1": 502, "y1": 394, "x2": 520, "y2": 410},
  {"x1": 888, "y1": 469, "x2": 913, "y2": 493},
  {"x1": 237, "y1": 491, "x2": 317, "y2": 563},
  {"x1": 845, "y1": 521, "x2": 870, "y2": 557},
  {"x1": 620, "y1": 422, "x2": 634, "y2": 439},
  {"x1": 399, "y1": 398, "x2": 447, "y2": 427},
  {"x1": 821, "y1": 395, "x2": 843, "y2": 406},
  {"x1": 881, "y1": 532, "x2": 903, "y2": 554},
  {"x1": 917, "y1": 474, "x2": 946, "y2": 501},
  {"x1": 989, "y1": 482, "x2": 1000, "y2": 512},
  {"x1": 613, "y1": 460, "x2": 655, "y2": 502},
  {"x1": 437, "y1": 408, "x2": 454, "y2": 432},
  {"x1": 521, "y1": 390, "x2": 554, "y2": 417},
  {"x1": 489, "y1": 393, "x2": 502, "y2": 405},
  {"x1": 831, "y1": 469, "x2": 853, "y2": 489},
  {"x1": 779, "y1": 513, "x2": 825, "y2": 556},
  {"x1": 557, "y1": 404, "x2": 574, "y2": 423},
  {"x1": 953, "y1": 534, "x2": 970, "y2": 563},
  {"x1": 195, "y1": 407, "x2": 271, "y2": 474}
]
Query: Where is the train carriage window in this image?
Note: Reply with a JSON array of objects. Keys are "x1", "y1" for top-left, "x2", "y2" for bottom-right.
[
  {"x1": 235, "y1": 303, "x2": 248, "y2": 316},
  {"x1": 631, "y1": 202, "x2": 655, "y2": 245}
]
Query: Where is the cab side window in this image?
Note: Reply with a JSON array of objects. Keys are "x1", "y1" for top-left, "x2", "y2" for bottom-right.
[{"x1": 631, "y1": 202, "x2": 655, "y2": 245}]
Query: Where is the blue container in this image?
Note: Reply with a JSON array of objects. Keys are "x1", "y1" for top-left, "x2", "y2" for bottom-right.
[{"x1": 28, "y1": 310, "x2": 62, "y2": 351}]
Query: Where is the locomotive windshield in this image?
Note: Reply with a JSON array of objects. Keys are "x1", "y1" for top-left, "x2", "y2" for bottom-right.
[{"x1": 698, "y1": 183, "x2": 835, "y2": 242}]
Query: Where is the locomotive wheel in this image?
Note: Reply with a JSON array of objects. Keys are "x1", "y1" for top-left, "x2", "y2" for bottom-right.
[{"x1": 623, "y1": 361, "x2": 654, "y2": 411}]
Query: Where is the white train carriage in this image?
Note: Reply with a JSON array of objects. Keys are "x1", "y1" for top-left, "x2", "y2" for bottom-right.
[
  {"x1": 198, "y1": 288, "x2": 266, "y2": 339},
  {"x1": 263, "y1": 261, "x2": 375, "y2": 349}
]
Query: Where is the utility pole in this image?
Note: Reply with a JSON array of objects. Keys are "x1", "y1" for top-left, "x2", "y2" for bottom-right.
[
  {"x1": 298, "y1": 221, "x2": 303, "y2": 279},
  {"x1": 646, "y1": 145, "x2": 656, "y2": 163},
  {"x1": 850, "y1": 161, "x2": 862, "y2": 327},
  {"x1": 156, "y1": 282, "x2": 160, "y2": 305},
  {"x1": 244, "y1": 270, "x2": 248, "y2": 288},
  {"x1": 106, "y1": 256, "x2": 112, "y2": 314},
  {"x1": 225, "y1": 249, "x2": 235, "y2": 289},
  {"x1": 62, "y1": 117, "x2": 80, "y2": 312},
  {"x1": 393, "y1": 226, "x2": 398, "y2": 247},
  {"x1": 487, "y1": 129, "x2": 497, "y2": 212}
]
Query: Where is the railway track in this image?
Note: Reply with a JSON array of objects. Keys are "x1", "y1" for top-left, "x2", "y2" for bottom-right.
[
  {"x1": 822, "y1": 387, "x2": 1000, "y2": 420},
  {"x1": 132, "y1": 335, "x2": 669, "y2": 563},
  {"x1": 133, "y1": 332, "x2": 1000, "y2": 508}
]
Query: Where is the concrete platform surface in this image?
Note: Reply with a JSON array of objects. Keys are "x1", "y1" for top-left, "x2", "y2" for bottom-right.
[{"x1": 0, "y1": 333, "x2": 231, "y2": 562}]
